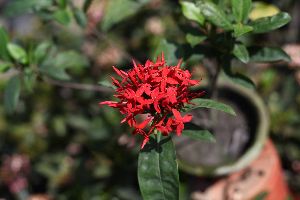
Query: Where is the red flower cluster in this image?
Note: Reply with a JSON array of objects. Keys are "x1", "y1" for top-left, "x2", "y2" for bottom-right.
[{"x1": 100, "y1": 53, "x2": 204, "y2": 148}]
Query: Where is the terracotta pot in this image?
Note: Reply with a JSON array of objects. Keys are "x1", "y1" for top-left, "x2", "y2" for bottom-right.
[
  {"x1": 175, "y1": 81, "x2": 269, "y2": 176},
  {"x1": 190, "y1": 139, "x2": 290, "y2": 200}
]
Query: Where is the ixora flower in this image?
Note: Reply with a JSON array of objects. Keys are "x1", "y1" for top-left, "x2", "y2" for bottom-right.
[{"x1": 99, "y1": 53, "x2": 205, "y2": 149}]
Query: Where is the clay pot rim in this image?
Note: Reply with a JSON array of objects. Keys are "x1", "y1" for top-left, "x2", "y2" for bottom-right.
[{"x1": 177, "y1": 80, "x2": 270, "y2": 176}]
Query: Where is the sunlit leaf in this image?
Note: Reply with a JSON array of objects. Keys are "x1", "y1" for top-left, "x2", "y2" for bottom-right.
[
  {"x1": 181, "y1": 1, "x2": 204, "y2": 25},
  {"x1": 7, "y1": 43, "x2": 28, "y2": 64}
]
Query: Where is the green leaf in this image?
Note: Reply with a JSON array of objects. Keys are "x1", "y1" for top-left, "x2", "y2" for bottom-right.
[
  {"x1": 41, "y1": 66, "x2": 71, "y2": 80},
  {"x1": 233, "y1": 24, "x2": 253, "y2": 37},
  {"x1": 0, "y1": 26, "x2": 10, "y2": 61},
  {"x1": 4, "y1": 0, "x2": 52, "y2": 16},
  {"x1": 56, "y1": 0, "x2": 67, "y2": 8},
  {"x1": 98, "y1": 80, "x2": 116, "y2": 89},
  {"x1": 184, "y1": 99, "x2": 236, "y2": 116},
  {"x1": 250, "y1": 12, "x2": 291, "y2": 34},
  {"x1": 52, "y1": 51, "x2": 89, "y2": 69},
  {"x1": 4, "y1": 75, "x2": 21, "y2": 114},
  {"x1": 223, "y1": 66, "x2": 256, "y2": 89},
  {"x1": 186, "y1": 34, "x2": 207, "y2": 47},
  {"x1": 74, "y1": 8, "x2": 87, "y2": 28},
  {"x1": 101, "y1": 0, "x2": 149, "y2": 31},
  {"x1": 153, "y1": 39, "x2": 178, "y2": 65},
  {"x1": 138, "y1": 135, "x2": 179, "y2": 200},
  {"x1": 23, "y1": 68, "x2": 36, "y2": 92},
  {"x1": 7, "y1": 43, "x2": 28, "y2": 64},
  {"x1": 83, "y1": 0, "x2": 93, "y2": 12},
  {"x1": 254, "y1": 191, "x2": 268, "y2": 200},
  {"x1": 34, "y1": 41, "x2": 52, "y2": 64},
  {"x1": 197, "y1": 1, "x2": 233, "y2": 31},
  {"x1": 233, "y1": 43, "x2": 249, "y2": 63},
  {"x1": 249, "y1": 47, "x2": 291, "y2": 62},
  {"x1": 0, "y1": 62, "x2": 12, "y2": 72},
  {"x1": 180, "y1": 1, "x2": 205, "y2": 25},
  {"x1": 53, "y1": 9, "x2": 71, "y2": 25},
  {"x1": 231, "y1": 0, "x2": 252, "y2": 22},
  {"x1": 181, "y1": 130, "x2": 215, "y2": 142}
]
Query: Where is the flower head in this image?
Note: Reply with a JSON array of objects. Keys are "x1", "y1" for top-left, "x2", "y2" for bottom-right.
[{"x1": 100, "y1": 52, "x2": 204, "y2": 148}]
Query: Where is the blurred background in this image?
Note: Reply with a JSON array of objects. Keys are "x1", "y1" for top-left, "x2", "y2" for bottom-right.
[{"x1": 0, "y1": 0, "x2": 299, "y2": 199}]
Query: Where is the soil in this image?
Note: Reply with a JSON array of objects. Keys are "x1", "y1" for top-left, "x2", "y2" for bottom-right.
[{"x1": 174, "y1": 86, "x2": 258, "y2": 168}]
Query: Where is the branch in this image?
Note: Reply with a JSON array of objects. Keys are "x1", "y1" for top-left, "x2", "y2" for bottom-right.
[{"x1": 44, "y1": 78, "x2": 113, "y2": 93}]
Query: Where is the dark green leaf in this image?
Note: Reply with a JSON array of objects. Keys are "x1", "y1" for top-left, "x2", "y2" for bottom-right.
[
  {"x1": 254, "y1": 191, "x2": 268, "y2": 200},
  {"x1": 7, "y1": 43, "x2": 28, "y2": 64},
  {"x1": 186, "y1": 34, "x2": 207, "y2": 48},
  {"x1": 83, "y1": 0, "x2": 93, "y2": 12},
  {"x1": 153, "y1": 39, "x2": 178, "y2": 65},
  {"x1": 4, "y1": 75, "x2": 21, "y2": 114},
  {"x1": 34, "y1": 41, "x2": 52, "y2": 64},
  {"x1": 0, "y1": 26, "x2": 10, "y2": 61},
  {"x1": 231, "y1": 0, "x2": 252, "y2": 22},
  {"x1": 250, "y1": 12, "x2": 291, "y2": 34},
  {"x1": 181, "y1": 130, "x2": 215, "y2": 142},
  {"x1": 249, "y1": 47, "x2": 291, "y2": 62},
  {"x1": 138, "y1": 135, "x2": 179, "y2": 200},
  {"x1": 56, "y1": 0, "x2": 66, "y2": 8},
  {"x1": 180, "y1": 1, "x2": 205, "y2": 25},
  {"x1": 233, "y1": 43, "x2": 249, "y2": 63},
  {"x1": 53, "y1": 9, "x2": 71, "y2": 25},
  {"x1": 74, "y1": 8, "x2": 87, "y2": 28},
  {"x1": 223, "y1": 66, "x2": 256, "y2": 89},
  {"x1": 197, "y1": 1, "x2": 233, "y2": 30},
  {"x1": 184, "y1": 99, "x2": 236, "y2": 116},
  {"x1": 233, "y1": 24, "x2": 253, "y2": 37}
]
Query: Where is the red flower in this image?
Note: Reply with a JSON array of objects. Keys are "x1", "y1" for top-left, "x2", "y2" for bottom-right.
[{"x1": 99, "y1": 52, "x2": 204, "y2": 149}]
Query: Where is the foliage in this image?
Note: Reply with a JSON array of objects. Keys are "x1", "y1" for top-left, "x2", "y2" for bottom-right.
[{"x1": 0, "y1": 0, "x2": 297, "y2": 199}]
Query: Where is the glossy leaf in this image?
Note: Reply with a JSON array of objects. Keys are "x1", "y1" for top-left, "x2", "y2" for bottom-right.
[
  {"x1": 53, "y1": 9, "x2": 71, "y2": 25},
  {"x1": 186, "y1": 34, "x2": 207, "y2": 47},
  {"x1": 231, "y1": 0, "x2": 252, "y2": 22},
  {"x1": 7, "y1": 43, "x2": 28, "y2": 64},
  {"x1": 233, "y1": 43, "x2": 249, "y2": 63},
  {"x1": 233, "y1": 24, "x2": 253, "y2": 37},
  {"x1": 0, "y1": 26, "x2": 10, "y2": 61},
  {"x1": 197, "y1": 1, "x2": 233, "y2": 30},
  {"x1": 184, "y1": 99, "x2": 236, "y2": 116},
  {"x1": 181, "y1": 130, "x2": 215, "y2": 142},
  {"x1": 181, "y1": 1, "x2": 204, "y2": 25},
  {"x1": 138, "y1": 135, "x2": 179, "y2": 200},
  {"x1": 249, "y1": 2, "x2": 279, "y2": 20},
  {"x1": 250, "y1": 12, "x2": 291, "y2": 34},
  {"x1": 249, "y1": 47, "x2": 291, "y2": 62},
  {"x1": 4, "y1": 75, "x2": 21, "y2": 114}
]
